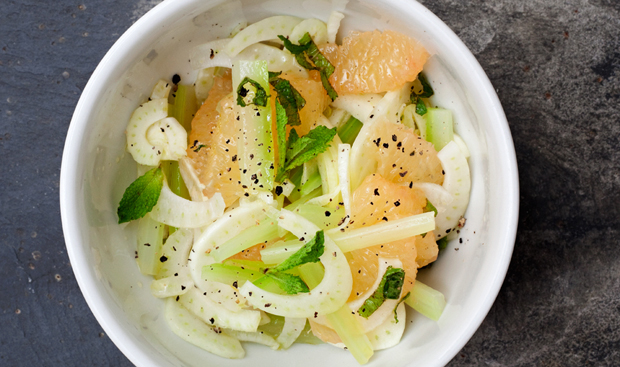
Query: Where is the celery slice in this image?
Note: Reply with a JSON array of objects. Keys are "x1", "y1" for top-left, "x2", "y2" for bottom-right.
[
  {"x1": 171, "y1": 84, "x2": 197, "y2": 133},
  {"x1": 424, "y1": 107, "x2": 454, "y2": 151},
  {"x1": 291, "y1": 204, "x2": 345, "y2": 230},
  {"x1": 405, "y1": 280, "x2": 446, "y2": 321},
  {"x1": 136, "y1": 216, "x2": 165, "y2": 275},
  {"x1": 210, "y1": 218, "x2": 280, "y2": 262},
  {"x1": 233, "y1": 60, "x2": 275, "y2": 191},
  {"x1": 327, "y1": 212, "x2": 435, "y2": 253},
  {"x1": 202, "y1": 263, "x2": 262, "y2": 286},
  {"x1": 260, "y1": 240, "x2": 304, "y2": 265},
  {"x1": 337, "y1": 116, "x2": 363, "y2": 145}
]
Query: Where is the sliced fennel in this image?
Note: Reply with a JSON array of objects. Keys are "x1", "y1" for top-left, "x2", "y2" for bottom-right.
[
  {"x1": 190, "y1": 39, "x2": 231, "y2": 70},
  {"x1": 177, "y1": 157, "x2": 206, "y2": 202},
  {"x1": 179, "y1": 287, "x2": 262, "y2": 332},
  {"x1": 289, "y1": 18, "x2": 328, "y2": 45},
  {"x1": 150, "y1": 273, "x2": 193, "y2": 298},
  {"x1": 327, "y1": 212, "x2": 435, "y2": 253},
  {"x1": 366, "y1": 303, "x2": 406, "y2": 351},
  {"x1": 225, "y1": 16, "x2": 302, "y2": 57},
  {"x1": 326, "y1": 11, "x2": 345, "y2": 43},
  {"x1": 276, "y1": 317, "x2": 307, "y2": 349},
  {"x1": 335, "y1": 144, "x2": 351, "y2": 229},
  {"x1": 435, "y1": 141, "x2": 470, "y2": 239},
  {"x1": 453, "y1": 133, "x2": 470, "y2": 158},
  {"x1": 164, "y1": 298, "x2": 245, "y2": 359},
  {"x1": 194, "y1": 67, "x2": 217, "y2": 104},
  {"x1": 150, "y1": 79, "x2": 171, "y2": 99},
  {"x1": 149, "y1": 182, "x2": 225, "y2": 228},
  {"x1": 405, "y1": 280, "x2": 446, "y2": 321},
  {"x1": 331, "y1": 93, "x2": 382, "y2": 124},
  {"x1": 233, "y1": 60, "x2": 275, "y2": 191},
  {"x1": 125, "y1": 98, "x2": 169, "y2": 166},
  {"x1": 239, "y1": 209, "x2": 352, "y2": 318},
  {"x1": 411, "y1": 182, "x2": 454, "y2": 214},
  {"x1": 157, "y1": 228, "x2": 193, "y2": 278},
  {"x1": 227, "y1": 330, "x2": 280, "y2": 350},
  {"x1": 145, "y1": 117, "x2": 188, "y2": 162}
]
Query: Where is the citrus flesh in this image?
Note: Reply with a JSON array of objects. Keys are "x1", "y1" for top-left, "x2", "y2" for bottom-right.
[
  {"x1": 187, "y1": 71, "x2": 244, "y2": 206},
  {"x1": 320, "y1": 30, "x2": 429, "y2": 95}
]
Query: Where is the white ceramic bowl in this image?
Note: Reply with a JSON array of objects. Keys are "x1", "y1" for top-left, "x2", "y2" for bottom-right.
[{"x1": 60, "y1": 0, "x2": 519, "y2": 366}]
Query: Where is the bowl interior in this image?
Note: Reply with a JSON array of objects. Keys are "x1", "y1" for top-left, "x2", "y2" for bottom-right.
[{"x1": 60, "y1": 0, "x2": 518, "y2": 366}]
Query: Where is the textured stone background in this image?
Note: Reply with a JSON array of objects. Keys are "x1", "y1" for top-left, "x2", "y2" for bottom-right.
[{"x1": 0, "y1": 0, "x2": 618, "y2": 366}]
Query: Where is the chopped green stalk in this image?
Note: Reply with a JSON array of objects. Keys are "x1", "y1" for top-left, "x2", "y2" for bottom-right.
[
  {"x1": 405, "y1": 280, "x2": 446, "y2": 321},
  {"x1": 210, "y1": 219, "x2": 280, "y2": 263},
  {"x1": 299, "y1": 171, "x2": 322, "y2": 197},
  {"x1": 170, "y1": 84, "x2": 197, "y2": 132},
  {"x1": 358, "y1": 266, "x2": 405, "y2": 318},
  {"x1": 253, "y1": 275, "x2": 288, "y2": 294},
  {"x1": 328, "y1": 212, "x2": 435, "y2": 253},
  {"x1": 424, "y1": 107, "x2": 454, "y2": 151},
  {"x1": 202, "y1": 263, "x2": 263, "y2": 286},
  {"x1": 136, "y1": 216, "x2": 165, "y2": 275},
  {"x1": 260, "y1": 239, "x2": 304, "y2": 265},
  {"x1": 295, "y1": 320, "x2": 323, "y2": 344},
  {"x1": 298, "y1": 263, "x2": 373, "y2": 364},
  {"x1": 161, "y1": 161, "x2": 190, "y2": 234},
  {"x1": 232, "y1": 60, "x2": 275, "y2": 191},
  {"x1": 292, "y1": 204, "x2": 345, "y2": 230},
  {"x1": 337, "y1": 116, "x2": 363, "y2": 145},
  {"x1": 257, "y1": 314, "x2": 286, "y2": 336},
  {"x1": 286, "y1": 186, "x2": 322, "y2": 210},
  {"x1": 223, "y1": 259, "x2": 266, "y2": 271}
]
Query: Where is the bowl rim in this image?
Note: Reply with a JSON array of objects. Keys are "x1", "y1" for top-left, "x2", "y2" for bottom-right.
[{"x1": 59, "y1": 0, "x2": 519, "y2": 366}]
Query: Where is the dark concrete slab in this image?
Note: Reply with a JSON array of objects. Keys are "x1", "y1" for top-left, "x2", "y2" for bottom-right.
[{"x1": 0, "y1": 0, "x2": 618, "y2": 366}]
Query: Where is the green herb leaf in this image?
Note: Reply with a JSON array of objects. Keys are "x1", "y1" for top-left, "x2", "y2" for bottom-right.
[
  {"x1": 117, "y1": 167, "x2": 164, "y2": 224},
  {"x1": 268, "y1": 71, "x2": 283, "y2": 82},
  {"x1": 393, "y1": 292, "x2": 411, "y2": 323},
  {"x1": 270, "y1": 77, "x2": 306, "y2": 127},
  {"x1": 415, "y1": 96, "x2": 428, "y2": 116},
  {"x1": 424, "y1": 200, "x2": 438, "y2": 216},
  {"x1": 417, "y1": 73, "x2": 434, "y2": 98},
  {"x1": 283, "y1": 126, "x2": 337, "y2": 178},
  {"x1": 193, "y1": 144, "x2": 208, "y2": 153},
  {"x1": 437, "y1": 237, "x2": 449, "y2": 250},
  {"x1": 236, "y1": 76, "x2": 269, "y2": 107},
  {"x1": 266, "y1": 272, "x2": 310, "y2": 294},
  {"x1": 269, "y1": 230, "x2": 325, "y2": 273},
  {"x1": 275, "y1": 100, "x2": 288, "y2": 179},
  {"x1": 357, "y1": 266, "x2": 406, "y2": 318},
  {"x1": 278, "y1": 32, "x2": 338, "y2": 101}
]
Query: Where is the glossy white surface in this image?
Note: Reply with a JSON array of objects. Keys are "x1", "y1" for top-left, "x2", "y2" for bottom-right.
[{"x1": 60, "y1": 0, "x2": 519, "y2": 366}]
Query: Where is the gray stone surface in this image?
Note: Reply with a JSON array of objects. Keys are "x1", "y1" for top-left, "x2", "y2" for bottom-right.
[{"x1": 0, "y1": 0, "x2": 618, "y2": 366}]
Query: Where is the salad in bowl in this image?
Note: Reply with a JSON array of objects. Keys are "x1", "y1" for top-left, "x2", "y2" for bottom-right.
[{"x1": 117, "y1": 12, "x2": 470, "y2": 364}]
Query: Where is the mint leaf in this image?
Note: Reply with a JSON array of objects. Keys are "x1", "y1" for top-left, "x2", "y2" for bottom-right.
[
  {"x1": 393, "y1": 292, "x2": 411, "y2": 323},
  {"x1": 236, "y1": 77, "x2": 268, "y2": 107},
  {"x1": 278, "y1": 32, "x2": 338, "y2": 101},
  {"x1": 417, "y1": 73, "x2": 434, "y2": 98},
  {"x1": 270, "y1": 77, "x2": 306, "y2": 127},
  {"x1": 266, "y1": 272, "x2": 310, "y2": 294},
  {"x1": 117, "y1": 167, "x2": 164, "y2": 224},
  {"x1": 284, "y1": 125, "x2": 337, "y2": 173},
  {"x1": 268, "y1": 71, "x2": 283, "y2": 81},
  {"x1": 424, "y1": 200, "x2": 438, "y2": 216},
  {"x1": 269, "y1": 230, "x2": 325, "y2": 273},
  {"x1": 357, "y1": 266, "x2": 406, "y2": 318},
  {"x1": 275, "y1": 100, "x2": 288, "y2": 180},
  {"x1": 409, "y1": 73, "x2": 434, "y2": 115},
  {"x1": 437, "y1": 237, "x2": 449, "y2": 250}
]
